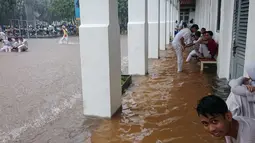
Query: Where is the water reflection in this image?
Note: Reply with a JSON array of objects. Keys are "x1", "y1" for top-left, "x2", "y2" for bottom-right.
[{"x1": 88, "y1": 49, "x2": 223, "y2": 143}]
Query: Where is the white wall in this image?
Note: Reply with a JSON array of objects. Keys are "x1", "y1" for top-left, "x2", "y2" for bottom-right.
[
  {"x1": 195, "y1": 0, "x2": 234, "y2": 79},
  {"x1": 244, "y1": 1, "x2": 255, "y2": 75},
  {"x1": 189, "y1": 11, "x2": 195, "y2": 21}
]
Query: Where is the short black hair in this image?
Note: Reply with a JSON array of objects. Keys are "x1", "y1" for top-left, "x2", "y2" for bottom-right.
[
  {"x1": 205, "y1": 31, "x2": 213, "y2": 36},
  {"x1": 196, "y1": 95, "x2": 228, "y2": 118},
  {"x1": 195, "y1": 31, "x2": 201, "y2": 37},
  {"x1": 201, "y1": 28, "x2": 206, "y2": 31},
  {"x1": 182, "y1": 22, "x2": 187, "y2": 28},
  {"x1": 190, "y1": 24, "x2": 199, "y2": 30}
]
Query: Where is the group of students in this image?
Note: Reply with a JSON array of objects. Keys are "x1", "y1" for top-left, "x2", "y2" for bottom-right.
[
  {"x1": 172, "y1": 23, "x2": 255, "y2": 142},
  {"x1": 0, "y1": 30, "x2": 28, "y2": 52},
  {"x1": 194, "y1": 38, "x2": 255, "y2": 143},
  {"x1": 172, "y1": 24, "x2": 218, "y2": 72},
  {"x1": 0, "y1": 36, "x2": 28, "y2": 52}
]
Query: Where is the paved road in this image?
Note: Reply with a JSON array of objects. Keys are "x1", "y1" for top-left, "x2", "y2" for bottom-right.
[{"x1": 0, "y1": 35, "x2": 128, "y2": 142}]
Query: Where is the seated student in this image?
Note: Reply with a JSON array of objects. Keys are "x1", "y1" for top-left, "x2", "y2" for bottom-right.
[
  {"x1": 201, "y1": 28, "x2": 206, "y2": 36},
  {"x1": 200, "y1": 31, "x2": 218, "y2": 59},
  {"x1": 226, "y1": 62, "x2": 255, "y2": 118},
  {"x1": 0, "y1": 31, "x2": 7, "y2": 40},
  {"x1": 18, "y1": 37, "x2": 28, "y2": 52},
  {"x1": 186, "y1": 31, "x2": 203, "y2": 62},
  {"x1": 196, "y1": 95, "x2": 255, "y2": 143},
  {"x1": 12, "y1": 37, "x2": 21, "y2": 51},
  {"x1": 0, "y1": 38, "x2": 13, "y2": 52}
]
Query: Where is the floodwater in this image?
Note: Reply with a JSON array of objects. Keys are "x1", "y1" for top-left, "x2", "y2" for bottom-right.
[
  {"x1": 0, "y1": 37, "x2": 224, "y2": 143},
  {"x1": 86, "y1": 49, "x2": 223, "y2": 143}
]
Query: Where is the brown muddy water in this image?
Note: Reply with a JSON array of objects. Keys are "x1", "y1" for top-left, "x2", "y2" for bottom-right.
[
  {"x1": 86, "y1": 49, "x2": 224, "y2": 143},
  {"x1": 4, "y1": 46, "x2": 224, "y2": 143}
]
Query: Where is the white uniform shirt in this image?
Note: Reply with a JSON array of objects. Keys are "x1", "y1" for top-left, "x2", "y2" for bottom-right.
[
  {"x1": 0, "y1": 32, "x2": 6, "y2": 40},
  {"x1": 193, "y1": 37, "x2": 203, "y2": 50},
  {"x1": 22, "y1": 39, "x2": 28, "y2": 47},
  {"x1": 172, "y1": 28, "x2": 192, "y2": 47},
  {"x1": 225, "y1": 116, "x2": 255, "y2": 143}
]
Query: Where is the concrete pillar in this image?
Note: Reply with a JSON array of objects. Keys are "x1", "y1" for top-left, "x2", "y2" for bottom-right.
[
  {"x1": 243, "y1": 0, "x2": 255, "y2": 75},
  {"x1": 148, "y1": 0, "x2": 160, "y2": 59},
  {"x1": 170, "y1": 0, "x2": 174, "y2": 39},
  {"x1": 79, "y1": 0, "x2": 121, "y2": 118},
  {"x1": 160, "y1": 0, "x2": 166, "y2": 50},
  {"x1": 128, "y1": 0, "x2": 149, "y2": 75},
  {"x1": 166, "y1": 0, "x2": 170, "y2": 45},
  {"x1": 177, "y1": 0, "x2": 180, "y2": 22},
  {"x1": 171, "y1": 0, "x2": 175, "y2": 38}
]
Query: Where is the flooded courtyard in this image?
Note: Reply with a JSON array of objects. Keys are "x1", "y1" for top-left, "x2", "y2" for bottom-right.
[{"x1": 0, "y1": 36, "x2": 223, "y2": 143}]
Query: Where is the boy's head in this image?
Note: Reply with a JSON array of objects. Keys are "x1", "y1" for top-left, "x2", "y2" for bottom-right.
[
  {"x1": 190, "y1": 24, "x2": 199, "y2": 33},
  {"x1": 201, "y1": 28, "x2": 206, "y2": 34},
  {"x1": 205, "y1": 31, "x2": 213, "y2": 40},
  {"x1": 15, "y1": 37, "x2": 19, "y2": 41},
  {"x1": 196, "y1": 95, "x2": 232, "y2": 138},
  {"x1": 7, "y1": 37, "x2": 12, "y2": 41},
  {"x1": 194, "y1": 31, "x2": 201, "y2": 40},
  {"x1": 182, "y1": 22, "x2": 187, "y2": 28}
]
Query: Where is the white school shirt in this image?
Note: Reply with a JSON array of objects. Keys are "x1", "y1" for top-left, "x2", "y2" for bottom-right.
[
  {"x1": 0, "y1": 32, "x2": 6, "y2": 40},
  {"x1": 225, "y1": 116, "x2": 255, "y2": 143},
  {"x1": 22, "y1": 39, "x2": 28, "y2": 47},
  {"x1": 172, "y1": 28, "x2": 192, "y2": 47},
  {"x1": 193, "y1": 37, "x2": 203, "y2": 50}
]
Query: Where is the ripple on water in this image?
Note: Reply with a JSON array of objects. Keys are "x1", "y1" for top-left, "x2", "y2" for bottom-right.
[{"x1": 89, "y1": 49, "x2": 219, "y2": 143}]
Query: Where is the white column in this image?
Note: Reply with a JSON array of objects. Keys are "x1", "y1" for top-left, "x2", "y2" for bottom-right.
[
  {"x1": 148, "y1": 0, "x2": 160, "y2": 59},
  {"x1": 169, "y1": 0, "x2": 173, "y2": 39},
  {"x1": 171, "y1": 0, "x2": 175, "y2": 38},
  {"x1": 244, "y1": 0, "x2": 255, "y2": 74},
  {"x1": 166, "y1": 0, "x2": 170, "y2": 45},
  {"x1": 160, "y1": 0, "x2": 166, "y2": 50},
  {"x1": 177, "y1": 0, "x2": 180, "y2": 22},
  {"x1": 79, "y1": 0, "x2": 121, "y2": 118},
  {"x1": 128, "y1": 0, "x2": 148, "y2": 75}
]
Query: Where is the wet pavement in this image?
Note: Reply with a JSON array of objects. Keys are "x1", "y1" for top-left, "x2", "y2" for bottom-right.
[{"x1": 0, "y1": 36, "x2": 224, "y2": 143}]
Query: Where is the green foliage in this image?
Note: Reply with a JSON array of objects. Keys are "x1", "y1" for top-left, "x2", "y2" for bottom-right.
[
  {"x1": 49, "y1": 0, "x2": 75, "y2": 21},
  {"x1": 0, "y1": 0, "x2": 17, "y2": 24},
  {"x1": 118, "y1": 0, "x2": 128, "y2": 33}
]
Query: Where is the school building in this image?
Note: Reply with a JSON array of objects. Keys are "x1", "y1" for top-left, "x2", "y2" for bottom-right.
[{"x1": 78, "y1": 0, "x2": 254, "y2": 118}]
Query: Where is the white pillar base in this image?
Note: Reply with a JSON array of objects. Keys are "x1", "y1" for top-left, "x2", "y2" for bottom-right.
[
  {"x1": 79, "y1": 24, "x2": 121, "y2": 118},
  {"x1": 148, "y1": 22, "x2": 159, "y2": 59},
  {"x1": 128, "y1": 22, "x2": 148, "y2": 75},
  {"x1": 160, "y1": 22, "x2": 166, "y2": 50}
]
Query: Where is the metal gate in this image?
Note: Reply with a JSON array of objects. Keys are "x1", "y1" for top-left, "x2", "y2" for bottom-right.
[{"x1": 230, "y1": 0, "x2": 249, "y2": 79}]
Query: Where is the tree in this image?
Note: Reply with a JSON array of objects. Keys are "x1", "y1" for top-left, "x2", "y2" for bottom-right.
[
  {"x1": 49, "y1": 0, "x2": 75, "y2": 22},
  {"x1": 0, "y1": 0, "x2": 17, "y2": 24},
  {"x1": 118, "y1": 0, "x2": 128, "y2": 33}
]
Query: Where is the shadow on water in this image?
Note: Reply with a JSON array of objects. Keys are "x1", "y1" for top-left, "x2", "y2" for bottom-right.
[{"x1": 85, "y1": 49, "x2": 224, "y2": 143}]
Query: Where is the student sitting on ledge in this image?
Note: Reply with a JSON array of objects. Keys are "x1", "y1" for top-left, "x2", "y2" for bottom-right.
[{"x1": 199, "y1": 31, "x2": 218, "y2": 59}]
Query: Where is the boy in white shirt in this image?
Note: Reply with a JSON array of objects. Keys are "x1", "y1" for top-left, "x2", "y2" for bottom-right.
[
  {"x1": 172, "y1": 24, "x2": 199, "y2": 72},
  {"x1": 18, "y1": 37, "x2": 28, "y2": 52},
  {"x1": 185, "y1": 31, "x2": 203, "y2": 62},
  {"x1": 0, "y1": 38, "x2": 13, "y2": 52},
  {"x1": 196, "y1": 95, "x2": 255, "y2": 143}
]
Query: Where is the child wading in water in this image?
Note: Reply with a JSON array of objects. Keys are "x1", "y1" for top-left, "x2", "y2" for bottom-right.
[{"x1": 59, "y1": 25, "x2": 68, "y2": 44}]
